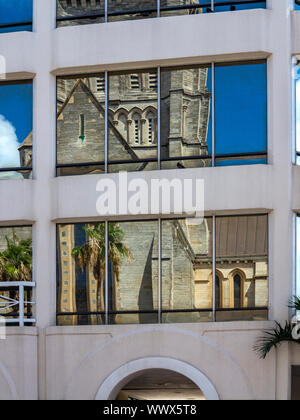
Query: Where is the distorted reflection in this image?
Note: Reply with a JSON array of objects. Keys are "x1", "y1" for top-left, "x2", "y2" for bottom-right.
[
  {"x1": 160, "y1": 65, "x2": 212, "y2": 169},
  {"x1": 57, "y1": 215, "x2": 268, "y2": 325},
  {"x1": 56, "y1": 0, "x2": 105, "y2": 27},
  {"x1": 108, "y1": 71, "x2": 158, "y2": 172},
  {"x1": 56, "y1": 75, "x2": 106, "y2": 176},
  {"x1": 0, "y1": 81, "x2": 33, "y2": 179},
  {"x1": 215, "y1": 215, "x2": 268, "y2": 321},
  {"x1": 0, "y1": 226, "x2": 32, "y2": 323}
]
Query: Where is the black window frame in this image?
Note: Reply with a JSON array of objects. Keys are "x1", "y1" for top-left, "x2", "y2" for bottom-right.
[
  {"x1": 56, "y1": 59, "x2": 267, "y2": 176},
  {"x1": 0, "y1": 79, "x2": 33, "y2": 177},
  {"x1": 56, "y1": 215, "x2": 269, "y2": 326},
  {"x1": 56, "y1": 0, "x2": 267, "y2": 27}
]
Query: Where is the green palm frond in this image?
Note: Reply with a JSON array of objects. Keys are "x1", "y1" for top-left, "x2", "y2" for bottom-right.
[
  {"x1": 71, "y1": 222, "x2": 131, "y2": 280},
  {"x1": 289, "y1": 296, "x2": 300, "y2": 311},
  {"x1": 254, "y1": 321, "x2": 300, "y2": 359},
  {"x1": 0, "y1": 233, "x2": 32, "y2": 282}
]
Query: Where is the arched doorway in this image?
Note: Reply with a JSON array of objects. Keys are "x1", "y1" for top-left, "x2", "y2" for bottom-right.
[
  {"x1": 95, "y1": 357, "x2": 219, "y2": 400},
  {"x1": 116, "y1": 369, "x2": 205, "y2": 400}
]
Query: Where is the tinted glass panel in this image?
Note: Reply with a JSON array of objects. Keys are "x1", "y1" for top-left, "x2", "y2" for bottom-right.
[
  {"x1": 109, "y1": 220, "x2": 158, "y2": 324},
  {"x1": 160, "y1": 65, "x2": 212, "y2": 169},
  {"x1": 108, "y1": 70, "x2": 158, "y2": 172},
  {"x1": 215, "y1": 215, "x2": 268, "y2": 322},
  {"x1": 57, "y1": 223, "x2": 106, "y2": 326},
  {"x1": 0, "y1": 226, "x2": 32, "y2": 322},
  {"x1": 0, "y1": 0, "x2": 32, "y2": 33},
  {"x1": 296, "y1": 2, "x2": 300, "y2": 10},
  {"x1": 161, "y1": 218, "x2": 213, "y2": 323},
  {"x1": 0, "y1": 81, "x2": 32, "y2": 179},
  {"x1": 215, "y1": 62, "x2": 267, "y2": 163},
  {"x1": 56, "y1": 75, "x2": 105, "y2": 176},
  {"x1": 56, "y1": 0, "x2": 105, "y2": 28},
  {"x1": 160, "y1": 0, "x2": 206, "y2": 17},
  {"x1": 214, "y1": 0, "x2": 266, "y2": 12},
  {"x1": 108, "y1": 0, "x2": 157, "y2": 22}
]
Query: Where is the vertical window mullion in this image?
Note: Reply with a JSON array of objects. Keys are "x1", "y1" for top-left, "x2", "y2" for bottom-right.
[
  {"x1": 157, "y1": 0, "x2": 160, "y2": 17},
  {"x1": 157, "y1": 67, "x2": 161, "y2": 170},
  {"x1": 105, "y1": 220, "x2": 109, "y2": 324},
  {"x1": 105, "y1": 71, "x2": 108, "y2": 173},
  {"x1": 212, "y1": 215, "x2": 216, "y2": 321},
  {"x1": 158, "y1": 218, "x2": 162, "y2": 323},
  {"x1": 211, "y1": 0, "x2": 214, "y2": 12},
  {"x1": 212, "y1": 62, "x2": 215, "y2": 167},
  {"x1": 105, "y1": 0, "x2": 108, "y2": 22}
]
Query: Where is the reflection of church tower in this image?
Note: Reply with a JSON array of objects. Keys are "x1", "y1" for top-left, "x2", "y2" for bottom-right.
[
  {"x1": 161, "y1": 68, "x2": 211, "y2": 163},
  {"x1": 56, "y1": 68, "x2": 211, "y2": 168},
  {"x1": 18, "y1": 132, "x2": 32, "y2": 179}
]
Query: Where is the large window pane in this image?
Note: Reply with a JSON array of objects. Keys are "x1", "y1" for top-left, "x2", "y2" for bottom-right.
[
  {"x1": 162, "y1": 218, "x2": 213, "y2": 323},
  {"x1": 0, "y1": 0, "x2": 32, "y2": 33},
  {"x1": 213, "y1": 0, "x2": 266, "y2": 12},
  {"x1": 109, "y1": 220, "x2": 158, "y2": 324},
  {"x1": 0, "y1": 226, "x2": 32, "y2": 324},
  {"x1": 56, "y1": 75, "x2": 105, "y2": 176},
  {"x1": 0, "y1": 81, "x2": 32, "y2": 179},
  {"x1": 108, "y1": 0, "x2": 157, "y2": 23},
  {"x1": 215, "y1": 61, "x2": 267, "y2": 165},
  {"x1": 296, "y1": 1, "x2": 300, "y2": 10},
  {"x1": 57, "y1": 223, "x2": 106, "y2": 326},
  {"x1": 160, "y1": 0, "x2": 207, "y2": 18},
  {"x1": 215, "y1": 215, "x2": 268, "y2": 321},
  {"x1": 108, "y1": 70, "x2": 158, "y2": 172},
  {"x1": 160, "y1": 65, "x2": 212, "y2": 169},
  {"x1": 56, "y1": 0, "x2": 105, "y2": 28}
]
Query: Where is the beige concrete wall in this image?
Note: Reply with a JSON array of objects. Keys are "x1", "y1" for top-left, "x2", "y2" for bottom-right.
[
  {"x1": 0, "y1": 328, "x2": 38, "y2": 400},
  {"x1": 0, "y1": 0, "x2": 298, "y2": 401},
  {"x1": 44, "y1": 322, "x2": 276, "y2": 400}
]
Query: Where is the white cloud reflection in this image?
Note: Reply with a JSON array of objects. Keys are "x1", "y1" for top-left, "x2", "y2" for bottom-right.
[{"x1": 0, "y1": 114, "x2": 20, "y2": 168}]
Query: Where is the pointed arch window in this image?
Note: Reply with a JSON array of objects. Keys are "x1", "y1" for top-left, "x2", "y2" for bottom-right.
[
  {"x1": 118, "y1": 112, "x2": 128, "y2": 141},
  {"x1": 147, "y1": 112, "x2": 155, "y2": 144},
  {"x1": 215, "y1": 275, "x2": 221, "y2": 309},
  {"x1": 133, "y1": 113, "x2": 142, "y2": 144},
  {"x1": 233, "y1": 274, "x2": 242, "y2": 309}
]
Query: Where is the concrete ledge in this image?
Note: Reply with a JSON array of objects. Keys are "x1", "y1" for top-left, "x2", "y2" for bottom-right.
[
  {"x1": 52, "y1": 164, "x2": 272, "y2": 220},
  {"x1": 53, "y1": 9, "x2": 270, "y2": 73}
]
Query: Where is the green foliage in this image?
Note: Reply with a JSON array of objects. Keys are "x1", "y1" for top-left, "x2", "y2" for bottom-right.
[
  {"x1": 254, "y1": 321, "x2": 300, "y2": 359},
  {"x1": 254, "y1": 296, "x2": 300, "y2": 359},
  {"x1": 0, "y1": 233, "x2": 32, "y2": 282},
  {"x1": 71, "y1": 222, "x2": 131, "y2": 281},
  {"x1": 289, "y1": 296, "x2": 300, "y2": 311}
]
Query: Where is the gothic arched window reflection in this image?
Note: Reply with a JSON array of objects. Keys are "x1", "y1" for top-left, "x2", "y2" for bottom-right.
[{"x1": 234, "y1": 274, "x2": 242, "y2": 308}]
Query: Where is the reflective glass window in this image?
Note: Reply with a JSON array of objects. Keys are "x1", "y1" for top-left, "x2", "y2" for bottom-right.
[{"x1": 0, "y1": 80, "x2": 33, "y2": 179}]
